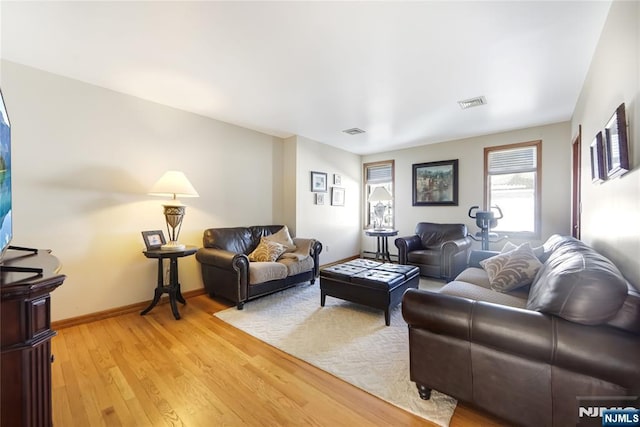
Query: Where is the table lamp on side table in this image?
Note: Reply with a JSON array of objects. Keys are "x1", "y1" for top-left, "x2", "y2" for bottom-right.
[
  {"x1": 368, "y1": 187, "x2": 392, "y2": 230},
  {"x1": 149, "y1": 170, "x2": 199, "y2": 250}
]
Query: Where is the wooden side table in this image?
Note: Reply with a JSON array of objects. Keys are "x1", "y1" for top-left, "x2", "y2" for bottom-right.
[
  {"x1": 141, "y1": 245, "x2": 197, "y2": 320},
  {"x1": 365, "y1": 229, "x2": 398, "y2": 263}
]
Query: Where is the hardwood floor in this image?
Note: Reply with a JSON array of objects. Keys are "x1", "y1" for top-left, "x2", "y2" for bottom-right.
[{"x1": 51, "y1": 294, "x2": 506, "y2": 426}]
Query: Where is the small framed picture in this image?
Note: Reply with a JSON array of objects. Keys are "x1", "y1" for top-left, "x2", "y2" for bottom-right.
[
  {"x1": 311, "y1": 171, "x2": 327, "y2": 192},
  {"x1": 331, "y1": 187, "x2": 345, "y2": 206},
  {"x1": 315, "y1": 193, "x2": 325, "y2": 205},
  {"x1": 334, "y1": 174, "x2": 342, "y2": 185},
  {"x1": 142, "y1": 230, "x2": 166, "y2": 250}
]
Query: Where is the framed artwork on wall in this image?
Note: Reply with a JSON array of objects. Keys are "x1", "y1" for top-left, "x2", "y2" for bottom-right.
[
  {"x1": 331, "y1": 187, "x2": 345, "y2": 206},
  {"x1": 311, "y1": 171, "x2": 327, "y2": 192},
  {"x1": 604, "y1": 103, "x2": 630, "y2": 179},
  {"x1": 334, "y1": 174, "x2": 342, "y2": 185},
  {"x1": 590, "y1": 132, "x2": 606, "y2": 183},
  {"x1": 412, "y1": 159, "x2": 459, "y2": 206},
  {"x1": 315, "y1": 193, "x2": 325, "y2": 205}
]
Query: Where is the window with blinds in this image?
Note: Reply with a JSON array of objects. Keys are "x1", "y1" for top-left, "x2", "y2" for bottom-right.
[
  {"x1": 484, "y1": 141, "x2": 541, "y2": 237},
  {"x1": 363, "y1": 160, "x2": 395, "y2": 229}
]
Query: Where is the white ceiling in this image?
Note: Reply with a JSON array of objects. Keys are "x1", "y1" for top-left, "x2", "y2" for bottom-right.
[{"x1": 0, "y1": 1, "x2": 612, "y2": 155}]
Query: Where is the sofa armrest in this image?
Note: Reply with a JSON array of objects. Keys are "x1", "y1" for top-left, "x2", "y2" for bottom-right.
[
  {"x1": 196, "y1": 247, "x2": 249, "y2": 273},
  {"x1": 402, "y1": 288, "x2": 554, "y2": 362},
  {"x1": 402, "y1": 289, "x2": 640, "y2": 390},
  {"x1": 467, "y1": 249, "x2": 499, "y2": 268},
  {"x1": 441, "y1": 236, "x2": 473, "y2": 280},
  {"x1": 395, "y1": 235, "x2": 423, "y2": 264},
  {"x1": 290, "y1": 238, "x2": 323, "y2": 277}
]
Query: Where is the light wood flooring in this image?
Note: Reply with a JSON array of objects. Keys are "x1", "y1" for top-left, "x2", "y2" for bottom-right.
[{"x1": 52, "y1": 294, "x2": 506, "y2": 426}]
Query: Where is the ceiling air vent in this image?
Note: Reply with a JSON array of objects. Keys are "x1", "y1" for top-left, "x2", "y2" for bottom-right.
[
  {"x1": 342, "y1": 127, "x2": 366, "y2": 135},
  {"x1": 458, "y1": 96, "x2": 487, "y2": 110}
]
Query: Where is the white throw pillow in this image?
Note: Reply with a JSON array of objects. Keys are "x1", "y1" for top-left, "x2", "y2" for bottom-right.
[
  {"x1": 481, "y1": 242, "x2": 543, "y2": 292},
  {"x1": 501, "y1": 241, "x2": 545, "y2": 260},
  {"x1": 264, "y1": 225, "x2": 297, "y2": 252}
]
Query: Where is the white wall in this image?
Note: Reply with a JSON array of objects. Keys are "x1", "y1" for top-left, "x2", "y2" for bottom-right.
[
  {"x1": 293, "y1": 136, "x2": 362, "y2": 264},
  {"x1": 362, "y1": 122, "x2": 572, "y2": 255},
  {"x1": 1, "y1": 60, "x2": 285, "y2": 321},
  {"x1": 571, "y1": 0, "x2": 640, "y2": 287}
]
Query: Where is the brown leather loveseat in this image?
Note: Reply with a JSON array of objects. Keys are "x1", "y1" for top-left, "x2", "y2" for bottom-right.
[
  {"x1": 196, "y1": 225, "x2": 322, "y2": 309},
  {"x1": 395, "y1": 222, "x2": 472, "y2": 281},
  {"x1": 402, "y1": 235, "x2": 640, "y2": 427}
]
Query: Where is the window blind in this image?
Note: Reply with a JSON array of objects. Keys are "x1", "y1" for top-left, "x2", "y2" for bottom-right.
[
  {"x1": 488, "y1": 146, "x2": 537, "y2": 174},
  {"x1": 366, "y1": 163, "x2": 393, "y2": 183}
]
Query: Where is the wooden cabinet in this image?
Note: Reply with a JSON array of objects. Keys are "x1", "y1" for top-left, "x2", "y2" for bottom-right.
[{"x1": 1, "y1": 249, "x2": 65, "y2": 427}]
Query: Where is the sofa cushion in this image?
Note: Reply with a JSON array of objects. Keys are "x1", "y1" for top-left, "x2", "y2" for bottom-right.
[
  {"x1": 264, "y1": 225, "x2": 297, "y2": 252},
  {"x1": 278, "y1": 255, "x2": 314, "y2": 276},
  {"x1": 455, "y1": 267, "x2": 491, "y2": 288},
  {"x1": 526, "y1": 236, "x2": 628, "y2": 325},
  {"x1": 440, "y1": 281, "x2": 527, "y2": 309},
  {"x1": 606, "y1": 286, "x2": 640, "y2": 334},
  {"x1": 416, "y1": 223, "x2": 467, "y2": 249},
  {"x1": 248, "y1": 262, "x2": 288, "y2": 285},
  {"x1": 248, "y1": 237, "x2": 287, "y2": 262},
  {"x1": 203, "y1": 227, "x2": 254, "y2": 254},
  {"x1": 480, "y1": 243, "x2": 543, "y2": 292},
  {"x1": 407, "y1": 249, "x2": 441, "y2": 265}
]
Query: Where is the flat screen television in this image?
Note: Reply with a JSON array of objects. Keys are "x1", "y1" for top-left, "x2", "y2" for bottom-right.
[{"x1": 0, "y1": 88, "x2": 12, "y2": 262}]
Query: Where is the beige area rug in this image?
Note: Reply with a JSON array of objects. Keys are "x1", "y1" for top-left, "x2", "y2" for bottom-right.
[{"x1": 214, "y1": 280, "x2": 457, "y2": 426}]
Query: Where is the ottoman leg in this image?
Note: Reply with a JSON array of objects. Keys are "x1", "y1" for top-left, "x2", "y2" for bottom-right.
[
  {"x1": 385, "y1": 309, "x2": 390, "y2": 326},
  {"x1": 321, "y1": 291, "x2": 326, "y2": 307}
]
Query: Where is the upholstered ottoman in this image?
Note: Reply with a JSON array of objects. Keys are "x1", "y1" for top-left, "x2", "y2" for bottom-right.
[{"x1": 320, "y1": 259, "x2": 420, "y2": 325}]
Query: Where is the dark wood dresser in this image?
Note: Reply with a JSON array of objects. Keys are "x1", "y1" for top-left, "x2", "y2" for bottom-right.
[{"x1": 1, "y1": 248, "x2": 66, "y2": 427}]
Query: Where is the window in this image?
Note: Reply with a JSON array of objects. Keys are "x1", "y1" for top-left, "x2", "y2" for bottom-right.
[
  {"x1": 363, "y1": 160, "x2": 394, "y2": 229},
  {"x1": 484, "y1": 140, "x2": 541, "y2": 238}
]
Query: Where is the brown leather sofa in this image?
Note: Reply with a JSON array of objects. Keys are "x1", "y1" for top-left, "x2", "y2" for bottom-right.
[
  {"x1": 395, "y1": 222, "x2": 472, "y2": 281},
  {"x1": 402, "y1": 235, "x2": 640, "y2": 427},
  {"x1": 196, "y1": 225, "x2": 322, "y2": 309}
]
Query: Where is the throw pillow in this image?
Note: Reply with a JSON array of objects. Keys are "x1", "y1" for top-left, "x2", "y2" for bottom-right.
[
  {"x1": 248, "y1": 237, "x2": 287, "y2": 262},
  {"x1": 481, "y1": 242, "x2": 543, "y2": 292},
  {"x1": 501, "y1": 241, "x2": 546, "y2": 260},
  {"x1": 263, "y1": 225, "x2": 297, "y2": 252}
]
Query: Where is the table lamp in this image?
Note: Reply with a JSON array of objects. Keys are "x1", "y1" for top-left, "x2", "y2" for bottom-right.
[
  {"x1": 149, "y1": 171, "x2": 199, "y2": 250},
  {"x1": 368, "y1": 187, "x2": 392, "y2": 230}
]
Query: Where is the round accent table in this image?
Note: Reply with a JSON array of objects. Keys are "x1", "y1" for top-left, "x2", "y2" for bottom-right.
[
  {"x1": 141, "y1": 245, "x2": 197, "y2": 320},
  {"x1": 365, "y1": 229, "x2": 398, "y2": 263}
]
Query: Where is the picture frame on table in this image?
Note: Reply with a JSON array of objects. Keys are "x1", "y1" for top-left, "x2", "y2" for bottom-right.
[
  {"x1": 331, "y1": 187, "x2": 345, "y2": 206},
  {"x1": 311, "y1": 171, "x2": 327, "y2": 192},
  {"x1": 142, "y1": 230, "x2": 166, "y2": 250},
  {"x1": 412, "y1": 159, "x2": 459, "y2": 206}
]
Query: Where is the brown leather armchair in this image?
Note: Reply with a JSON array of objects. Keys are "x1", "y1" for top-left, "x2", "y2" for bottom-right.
[{"x1": 395, "y1": 222, "x2": 472, "y2": 281}]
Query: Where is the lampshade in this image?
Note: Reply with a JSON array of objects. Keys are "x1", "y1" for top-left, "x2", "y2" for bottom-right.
[
  {"x1": 149, "y1": 171, "x2": 199, "y2": 251},
  {"x1": 149, "y1": 170, "x2": 199, "y2": 201},
  {"x1": 368, "y1": 187, "x2": 392, "y2": 202}
]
